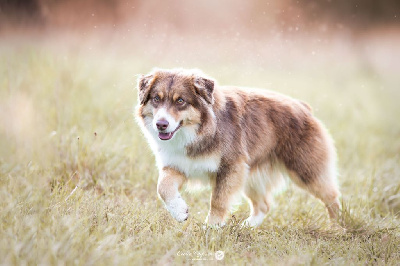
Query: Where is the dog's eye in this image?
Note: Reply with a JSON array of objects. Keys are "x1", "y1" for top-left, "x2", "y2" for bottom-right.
[
  {"x1": 153, "y1": 95, "x2": 160, "y2": 103},
  {"x1": 176, "y1": 98, "x2": 185, "y2": 105}
]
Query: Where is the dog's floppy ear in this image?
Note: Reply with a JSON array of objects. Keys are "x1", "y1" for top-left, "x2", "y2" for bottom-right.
[
  {"x1": 137, "y1": 74, "x2": 155, "y2": 105},
  {"x1": 194, "y1": 75, "x2": 215, "y2": 105}
]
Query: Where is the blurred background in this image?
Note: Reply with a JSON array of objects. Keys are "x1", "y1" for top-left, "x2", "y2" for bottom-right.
[
  {"x1": 1, "y1": 0, "x2": 399, "y2": 159},
  {"x1": 0, "y1": 0, "x2": 399, "y2": 195},
  {"x1": 1, "y1": 0, "x2": 400, "y2": 31},
  {"x1": 0, "y1": 0, "x2": 399, "y2": 188},
  {"x1": 1, "y1": 0, "x2": 400, "y2": 68},
  {"x1": 1, "y1": 0, "x2": 399, "y2": 94},
  {"x1": 0, "y1": 0, "x2": 399, "y2": 187},
  {"x1": 0, "y1": 1, "x2": 400, "y2": 264}
]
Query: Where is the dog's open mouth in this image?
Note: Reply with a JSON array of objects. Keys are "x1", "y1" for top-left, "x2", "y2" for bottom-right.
[{"x1": 158, "y1": 122, "x2": 182, "y2": 141}]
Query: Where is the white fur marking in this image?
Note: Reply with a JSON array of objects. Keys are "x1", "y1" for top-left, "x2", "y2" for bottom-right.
[
  {"x1": 165, "y1": 195, "x2": 189, "y2": 222},
  {"x1": 159, "y1": 148, "x2": 220, "y2": 179},
  {"x1": 139, "y1": 104, "x2": 221, "y2": 201},
  {"x1": 142, "y1": 108, "x2": 220, "y2": 179},
  {"x1": 153, "y1": 108, "x2": 180, "y2": 133},
  {"x1": 243, "y1": 211, "x2": 266, "y2": 227}
]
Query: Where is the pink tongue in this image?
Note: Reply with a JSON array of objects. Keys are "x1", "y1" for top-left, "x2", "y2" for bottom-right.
[{"x1": 158, "y1": 132, "x2": 173, "y2": 140}]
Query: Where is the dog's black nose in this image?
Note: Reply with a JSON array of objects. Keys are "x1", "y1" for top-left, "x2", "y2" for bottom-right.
[{"x1": 156, "y1": 120, "x2": 169, "y2": 131}]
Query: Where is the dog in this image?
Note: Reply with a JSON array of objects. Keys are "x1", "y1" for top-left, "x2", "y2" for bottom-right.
[{"x1": 135, "y1": 68, "x2": 340, "y2": 227}]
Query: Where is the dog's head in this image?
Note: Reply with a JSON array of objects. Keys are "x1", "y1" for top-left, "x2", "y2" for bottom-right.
[{"x1": 137, "y1": 68, "x2": 215, "y2": 141}]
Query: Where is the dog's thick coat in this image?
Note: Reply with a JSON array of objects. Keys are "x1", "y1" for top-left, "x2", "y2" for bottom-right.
[{"x1": 136, "y1": 68, "x2": 340, "y2": 226}]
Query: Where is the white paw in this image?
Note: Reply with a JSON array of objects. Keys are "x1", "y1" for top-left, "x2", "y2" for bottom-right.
[
  {"x1": 242, "y1": 212, "x2": 266, "y2": 227},
  {"x1": 165, "y1": 196, "x2": 189, "y2": 222},
  {"x1": 205, "y1": 215, "x2": 226, "y2": 228}
]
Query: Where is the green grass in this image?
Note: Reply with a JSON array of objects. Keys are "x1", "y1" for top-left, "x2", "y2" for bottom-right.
[{"x1": 0, "y1": 33, "x2": 399, "y2": 265}]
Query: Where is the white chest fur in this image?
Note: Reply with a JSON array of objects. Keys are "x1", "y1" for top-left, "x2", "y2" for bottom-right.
[
  {"x1": 152, "y1": 131, "x2": 219, "y2": 178},
  {"x1": 139, "y1": 116, "x2": 220, "y2": 178},
  {"x1": 158, "y1": 149, "x2": 220, "y2": 178}
]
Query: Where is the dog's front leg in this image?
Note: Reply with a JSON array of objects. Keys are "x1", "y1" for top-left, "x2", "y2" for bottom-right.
[
  {"x1": 206, "y1": 161, "x2": 247, "y2": 226},
  {"x1": 157, "y1": 167, "x2": 188, "y2": 222}
]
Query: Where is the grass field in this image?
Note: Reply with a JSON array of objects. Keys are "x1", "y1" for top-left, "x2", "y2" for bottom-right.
[{"x1": 0, "y1": 31, "x2": 399, "y2": 265}]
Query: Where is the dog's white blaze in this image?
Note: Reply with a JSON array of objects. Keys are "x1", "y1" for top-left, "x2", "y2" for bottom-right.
[{"x1": 153, "y1": 107, "x2": 180, "y2": 133}]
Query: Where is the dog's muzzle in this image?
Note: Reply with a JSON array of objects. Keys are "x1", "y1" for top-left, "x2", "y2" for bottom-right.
[{"x1": 156, "y1": 120, "x2": 182, "y2": 141}]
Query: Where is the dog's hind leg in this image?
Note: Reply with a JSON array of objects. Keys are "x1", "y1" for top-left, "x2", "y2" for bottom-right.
[
  {"x1": 288, "y1": 162, "x2": 341, "y2": 220},
  {"x1": 243, "y1": 187, "x2": 271, "y2": 227},
  {"x1": 281, "y1": 122, "x2": 341, "y2": 220},
  {"x1": 243, "y1": 164, "x2": 285, "y2": 227}
]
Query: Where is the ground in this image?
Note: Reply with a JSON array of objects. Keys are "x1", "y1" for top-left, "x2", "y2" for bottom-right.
[{"x1": 0, "y1": 31, "x2": 399, "y2": 265}]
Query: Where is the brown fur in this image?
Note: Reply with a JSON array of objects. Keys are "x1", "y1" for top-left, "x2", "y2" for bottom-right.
[
  {"x1": 136, "y1": 68, "x2": 340, "y2": 226},
  {"x1": 157, "y1": 167, "x2": 187, "y2": 204}
]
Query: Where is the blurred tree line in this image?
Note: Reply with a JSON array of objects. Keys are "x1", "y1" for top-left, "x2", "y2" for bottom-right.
[
  {"x1": 0, "y1": 0, "x2": 398, "y2": 31},
  {"x1": 288, "y1": 0, "x2": 399, "y2": 28}
]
